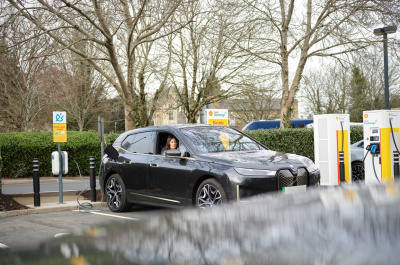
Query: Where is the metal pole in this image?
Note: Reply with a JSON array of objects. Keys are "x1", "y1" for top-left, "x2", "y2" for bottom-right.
[
  {"x1": 58, "y1": 143, "x2": 64, "y2": 203},
  {"x1": 89, "y1": 156, "x2": 96, "y2": 202},
  {"x1": 98, "y1": 117, "x2": 104, "y2": 157},
  {"x1": 383, "y1": 32, "x2": 390, "y2": 110},
  {"x1": 33, "y1": 158, "x2": 40, "y2": 207}
]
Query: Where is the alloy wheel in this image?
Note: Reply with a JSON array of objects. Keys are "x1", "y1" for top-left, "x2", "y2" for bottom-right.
[
  {"x1": 197, "y1": 183, "x2": 223, "y2": 208},
  {"x1": 107, "y1": 177, "x2": 122, "y2": 209},
  {"x1": 352, "y1": 162, "x2": 365, "y2": 181}
]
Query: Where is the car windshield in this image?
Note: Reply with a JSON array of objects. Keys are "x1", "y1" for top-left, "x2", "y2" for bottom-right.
[{"x1": 180, "y1": 126, "x2": 266, "y2": 153}]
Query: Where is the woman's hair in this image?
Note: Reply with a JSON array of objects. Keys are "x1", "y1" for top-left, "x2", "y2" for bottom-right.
[{"x1": 165, "y1": 135, "x2": 178, "y2": 150}]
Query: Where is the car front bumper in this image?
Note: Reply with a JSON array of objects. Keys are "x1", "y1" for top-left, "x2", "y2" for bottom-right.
[{"x1": 226, "y1": 168, "x2": 320, "y2": 201}]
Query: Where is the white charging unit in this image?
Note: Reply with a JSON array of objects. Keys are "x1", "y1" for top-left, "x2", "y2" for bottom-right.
[
  {"x1": 363, "y1": 110, "x2": 400, "y2": 185},
  {"x1": 51, "y1": 151, "x2": 68, "y2": 175},
  {"x1": 314, "y1": 114, "x2": 351, "y2": 185}
]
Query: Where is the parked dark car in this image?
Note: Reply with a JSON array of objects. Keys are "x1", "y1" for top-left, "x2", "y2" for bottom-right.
[{"x1": 100, "y1": 124, "x2": 320, "y2": 212}]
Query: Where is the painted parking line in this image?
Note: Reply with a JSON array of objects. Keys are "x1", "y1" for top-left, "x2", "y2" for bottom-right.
[
  {"x1": 72, "y1": 210, "x2": 138, "y2": 220},
  {"x1": 0, "y1": 243, "x2": 9, "y2": 248},
  {"x1": 54, "y1": 233, "x2": 71, "y2": 238}
]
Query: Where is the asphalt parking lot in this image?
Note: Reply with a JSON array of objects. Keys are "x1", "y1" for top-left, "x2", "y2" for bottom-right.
[{"x1": 0, "y1": 204, "x2": 172, "y2": 249}]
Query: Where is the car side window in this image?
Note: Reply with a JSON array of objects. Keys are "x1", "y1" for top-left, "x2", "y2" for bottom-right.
[
  {"x1": 121, "y1": 135, "x2": 136, "y2": 150},
  {"x1": 179, "y1": 143, "x2": 191, "y2": 157},
  {"x1": 122, "y1": 132, "x2": 154, "y2": 154}
]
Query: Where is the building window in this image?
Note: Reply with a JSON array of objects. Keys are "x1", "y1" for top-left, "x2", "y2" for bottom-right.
[{"x1": 169, "y1": 112, "x2": 174, "y2": 121}]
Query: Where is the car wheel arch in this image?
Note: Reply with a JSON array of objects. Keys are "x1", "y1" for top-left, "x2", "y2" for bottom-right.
[{"x1": 103, "y1": 171, "x2": 118, "y2": 191}]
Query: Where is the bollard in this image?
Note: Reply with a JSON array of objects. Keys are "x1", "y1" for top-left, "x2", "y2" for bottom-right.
[
  {"x1": 33, "y1": 158, "x2": 40, "y2": 207},
  {"x1": 339, "y1": 151, "x2": 345, "y2": 184},
  {"x1": 394, "y1": 151, "x2": 399, "y2": 179},
  {"x1": 89, "y1": 156, "x2": 96, "y2": 202}
]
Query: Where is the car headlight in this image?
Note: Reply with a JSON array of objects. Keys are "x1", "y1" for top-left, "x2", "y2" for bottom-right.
[
  {"x1": 301, "y1": 158, "x2": 319, "y2": 172},
  {"x1": 234, "y1": 167, "x2": 276, "y2": 176}
]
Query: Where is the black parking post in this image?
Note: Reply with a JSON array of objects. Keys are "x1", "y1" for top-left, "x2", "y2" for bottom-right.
[
  {"x1": 90, "y1": 156, "x2": 96, "y2": 202},
  {"x1": 339, "y1": 151, "x2": 345, "y2": 184},
  {"x1": 33, "y1": 158, "x2": 40, "y2": 207},
  {"x1": 394, "y1": 151, "x2": 399, "y2": 179}
]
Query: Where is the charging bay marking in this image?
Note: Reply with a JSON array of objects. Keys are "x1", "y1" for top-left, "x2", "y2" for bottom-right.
[
  {"x1": 73, "y1": 210, "x2": 138, "y2": 220},
  {"x1": 54, "y1": 233, "x2": 70, "y2": 238}
]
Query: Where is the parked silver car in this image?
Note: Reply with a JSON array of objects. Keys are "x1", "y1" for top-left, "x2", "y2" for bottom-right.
[{"x1": 351, "y1": 140, "x2": 365, "y2": 181}]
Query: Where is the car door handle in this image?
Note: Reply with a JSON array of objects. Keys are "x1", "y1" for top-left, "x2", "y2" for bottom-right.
[{"x1": 150, "y1": 163, "x2": 158, "y2": 167}]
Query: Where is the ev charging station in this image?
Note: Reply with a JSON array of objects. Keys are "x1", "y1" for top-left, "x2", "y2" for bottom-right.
[
  {"x1": 314, "y1": 114, "x2": 351, "y2": 185},
  {"x1": 363, "y1": 110, "x2": 400, "y2": 185}
]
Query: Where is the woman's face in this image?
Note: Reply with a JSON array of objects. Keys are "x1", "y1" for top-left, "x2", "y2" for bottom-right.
[{"x1": 170, "y1": 138, "x2": 178, "y2": 149}]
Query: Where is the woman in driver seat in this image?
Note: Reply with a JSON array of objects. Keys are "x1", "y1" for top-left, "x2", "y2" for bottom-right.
[{"x1": 161, "y1": 135, "x2": 179, "y2": 155}]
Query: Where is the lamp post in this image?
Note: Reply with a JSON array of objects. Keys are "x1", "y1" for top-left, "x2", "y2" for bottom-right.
[{"x1": 373, "y1": 26, "x2": 397, "y2": 110}]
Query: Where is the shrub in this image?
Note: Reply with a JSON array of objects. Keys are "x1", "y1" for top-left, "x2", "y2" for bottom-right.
[
  {"x1": 0, "y1": 127, "x2": 364, "y2": 178},
  {"x1": 0, "y1": 131, "x2": 119, "y2": 178},
  {"x1": 245, "y1": 126, "x2": 364, "y2": 162}
]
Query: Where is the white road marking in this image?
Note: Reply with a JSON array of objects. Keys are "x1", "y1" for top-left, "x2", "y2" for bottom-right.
[
  {"x1": 54, "y1": 233, "x2": 70, "y2": 238},
  {"x1": 72, "y1": 210, "x2": 138, "y2": 220},
  {"x1": 0, "y1": 243, "x2": 9, "y2": 248}
]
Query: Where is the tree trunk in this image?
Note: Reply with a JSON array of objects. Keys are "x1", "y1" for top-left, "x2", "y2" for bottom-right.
[{"x1": 123, "y1": 101, "x2": 136, "y2": 131}]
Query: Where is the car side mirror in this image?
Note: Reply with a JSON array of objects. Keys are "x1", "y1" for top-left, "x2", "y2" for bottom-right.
[{"x1": 164, "y1": 149, "x2": 181, "y2": 157}]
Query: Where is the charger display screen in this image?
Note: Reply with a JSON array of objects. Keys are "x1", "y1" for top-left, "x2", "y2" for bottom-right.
[{"x1": 370, "y1": 136, "x2": 379, "y2": 142}]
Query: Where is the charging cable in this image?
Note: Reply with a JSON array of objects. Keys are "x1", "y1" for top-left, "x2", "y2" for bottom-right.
[
  {"x1": 68, "y1": 155, "x2": 105, "y2": 212},
  {"x1": 371, "y1": 155, "x2": 380, "y2": 183},
  {"x1": 389, "y1": 118, "x2": 400, "y2": 179},
  {"x1": 389, "y1": 118, "x2": 399, "y2": 152},
  {"x1": 365, "y1": 145, "x2": 380, "y2": 183}
]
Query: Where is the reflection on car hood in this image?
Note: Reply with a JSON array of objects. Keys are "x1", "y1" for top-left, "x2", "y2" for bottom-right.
[
  {"x1": 2, "y1": 182, "x2": 400, "y2": 264},
  {"x1": 195, "y1": 150, "x2": 308, "y2": 170}
]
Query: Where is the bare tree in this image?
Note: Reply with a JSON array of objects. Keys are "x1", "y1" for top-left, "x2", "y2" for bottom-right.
[
  {"x1": 135, "y1": 34, "x2": 173, "y2": 127},
  {"x1": 301, "y1": 45, "x2": 400, "y2": 117},
  {"x1": 301, "y1": 63, "x2": 350, "y2": 115},
  {"x1": 6, "y1": 0, "x2": 194, "y2": 130},
  {"x1": 229, "y1": 0, "x2": 392, "y2": 127},
  {"x1": 229, "y1": 83, "x2": 280, "y2": 125},
  {"x1": 0, "y1": 16, "x2": 54, "y2": 131},
  {"x1": 50, "y1": 48, "x2": 109, "y2": 131},
  {"x1": 168, "y1": 1, "x2": 257, "y2": 123}
]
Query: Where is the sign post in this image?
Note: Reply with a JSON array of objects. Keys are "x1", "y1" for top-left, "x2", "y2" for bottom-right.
[{"x1": 53, "y1": 111, "x2": 67, "y2": 204}]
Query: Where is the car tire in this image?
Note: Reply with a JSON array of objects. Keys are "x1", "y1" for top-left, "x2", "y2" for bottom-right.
[
  {"x1": 351, "y1": 161, "x2": 365, "y2": 182},
  {"x1": 195, "y1": 179, "x2": 227, "y2": 208},
  {"x1": 105, "y1": 174, "x2": 132, "y2": 212}
]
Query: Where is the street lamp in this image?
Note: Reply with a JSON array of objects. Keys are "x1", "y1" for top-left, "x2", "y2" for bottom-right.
[{"x1": 373, "y1": 26, "x2": 397, "y2": 109}]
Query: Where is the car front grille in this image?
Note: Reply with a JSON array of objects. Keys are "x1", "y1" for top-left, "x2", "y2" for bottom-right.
[{"x1": 277, "y1": 168, "x2": 309, "y2": 190}]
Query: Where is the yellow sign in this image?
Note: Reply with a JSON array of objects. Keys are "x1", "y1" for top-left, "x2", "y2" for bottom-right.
[
  {"x1": 208, "y1": 119, "x2": 229, "y2": 125},
  {"x1": 53, "y1": 124, "x2": 67, "y2": 142}
]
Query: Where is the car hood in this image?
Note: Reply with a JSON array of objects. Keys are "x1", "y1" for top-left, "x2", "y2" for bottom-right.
[{"x1": 194, "y1": 150, "x2": 310, "y2": 171}]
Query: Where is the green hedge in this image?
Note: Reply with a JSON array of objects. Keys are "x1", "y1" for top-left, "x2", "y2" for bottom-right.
[
  {"x1": 0, "y1": 131, "x2": 119, "y2": 178},
  {"x1": 245, "y1": 126, "x2": 364, "y2": 162},
  {"x1": 0, "y1": 127, "x2": 364, "y2": 178}
]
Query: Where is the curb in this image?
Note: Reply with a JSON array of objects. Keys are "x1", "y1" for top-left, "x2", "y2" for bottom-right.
[{"x1": 0, "y1": 201, "x2": 104, "y2": 218}]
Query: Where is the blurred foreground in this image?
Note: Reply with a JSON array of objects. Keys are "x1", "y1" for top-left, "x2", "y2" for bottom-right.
[{"x1": 1, "y1": 181, "x2": 399, "y2": 265}]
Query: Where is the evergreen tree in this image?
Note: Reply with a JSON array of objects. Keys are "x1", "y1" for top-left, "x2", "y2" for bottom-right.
[{"x1": 349, "y1": 66, "x2": 370, "y2": 122}]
